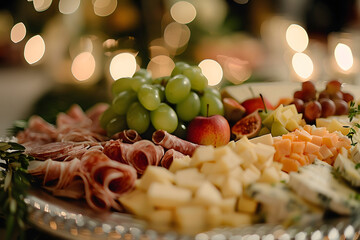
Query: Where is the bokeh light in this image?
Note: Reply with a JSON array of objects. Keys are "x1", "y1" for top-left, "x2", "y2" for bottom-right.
[
  {"x1": 164, "y1": 22, "x2": 191, "y2": 50},
  {"x1": 147, "y1": 55, "x2": 175, "y2": 79},
  {"x1": 334, "y1": 43, "x2": 353, "y2": 72},
  {"x1": 170, "y1": 1, "x2": 197, "y2": 24},
  {"x1": 10, "y1": 22, "x2": 26, "y2": 43},
  {"x1": 292, "y1": 53, "x2": 314, "y2": 80},
  {"x1": 59, "y1": 0, "x2": 81, "y2": 14},
  {"x1": 71, "y1": 52, "x2": 96, "y2": 81},
  {"x1": 109, "y1": 52, "x2": 137, "y2": 80},
  {"x1": 33, "y1": 0, "x2": 52, "y2": 12},
  {"x1": 93, "y1": 0, "x2": 117, "y2": 17},
  {"x1": 24, "y1": 35, "x2": 46, "y2": 65},
  {"x1": 286, "y1": 24, "x2": 309, "y2": 52},
  {"x1": 198, "y1": 59, "x2": 223, "y2": 86}
]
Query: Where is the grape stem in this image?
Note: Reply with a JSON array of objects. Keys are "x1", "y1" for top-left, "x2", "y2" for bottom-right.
[{"x1": 260, "y1": 94, "x2": 267, "y2": 113}]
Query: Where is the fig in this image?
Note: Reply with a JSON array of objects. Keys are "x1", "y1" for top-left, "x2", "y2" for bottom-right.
[
  {"x1": 223, "y1": 97, "x2": 246, "y2": 123},
  {"x1": 231, "y1": 111, "x2": 261, "y2": 140}
]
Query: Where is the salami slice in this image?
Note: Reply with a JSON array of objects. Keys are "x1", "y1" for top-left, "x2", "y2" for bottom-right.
[
  {"x1": 152, "y1": 130, "x2": 199, "y2": 156},
  {"x1": 103, "y1": 140, "x2": 132, "y2": 164},
  {"x1": 161, "y1": 149, "x2": 185, "y2": 169},
  {"x1": 112, "y1": 129, "x2": 142, "y2": 144},
  {"x1": 16, "y1": 116, "x2": 57, "y2": 145},
  {"x1": 25, "y1": 142, "x2": 75, "y2": 160},
  {"x1": 126, "y1": 140, "x2": 164, "y2": 174}
]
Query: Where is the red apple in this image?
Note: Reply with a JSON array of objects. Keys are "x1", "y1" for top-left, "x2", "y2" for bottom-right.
[
  {"x1": 241, "y1": 96, "x2": 274, "y2": 115},
  {"x1": 186, "y1": 115, "x2": 230, "y2": 147}
]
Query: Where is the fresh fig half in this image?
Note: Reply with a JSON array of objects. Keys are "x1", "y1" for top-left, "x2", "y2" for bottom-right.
[{"x1": 231, "y1": 111, "x2": 261, "y2": 140}]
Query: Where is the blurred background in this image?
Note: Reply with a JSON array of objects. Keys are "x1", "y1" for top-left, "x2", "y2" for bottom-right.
[{"x1": 0, "y1": 0, "x2": 360, "y2": 136}]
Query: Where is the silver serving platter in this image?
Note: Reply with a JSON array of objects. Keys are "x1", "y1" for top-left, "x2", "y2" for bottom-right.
[{"x1": 15, "y1": 82, "x2": 360, "y2": 239}]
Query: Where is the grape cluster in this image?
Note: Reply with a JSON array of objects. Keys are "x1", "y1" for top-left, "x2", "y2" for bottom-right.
[
  {"x1": 292, "y1": 80, "x2": 354, "y2": 123},
  {"x1": 100, "y1": 62, "x2": 224, "y2": 137}
]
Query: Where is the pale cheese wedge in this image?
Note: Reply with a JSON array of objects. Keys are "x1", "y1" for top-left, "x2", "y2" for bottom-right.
[
  {"x1": 169, "y1": 155, "x2": 191, "y2": 173},
  {"x1": 147, "y1": 182, "x2": 192, "y2": 208},
  {"x1": 118, "y1": 189, "x2": 152, "y2": 217},
  {"x1": 137, "y1": 166, "x2": 174, "y2": 191}
]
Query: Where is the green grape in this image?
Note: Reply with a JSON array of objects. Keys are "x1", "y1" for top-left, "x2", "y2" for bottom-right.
[
  {"x1": 182, "y1": 67, "x2": 208, "y2": 92},
  {"x1": 126, "y1": 102, "x2": 150, "y2": 134},
  {"x1": 99, "y1": 106, "x2": 118, "y2": 129},
  {"x1": 165, "y1": 75, "x2": 191, "y2": 104},
  {"x1": 112, "y1": 90, "x2": 137, "y2": 115},
  {"x1": 152, "y1": 76, "x2": 170, "y2": 86},
  {"x1": 203, "y1": 86, "x2": 221, "y2": 99},
  {"x1": 133, "y1": 68, "x2": 152, "y2": 81},
  {"x1": 138, "y1": 84, "x2": 161, "y2": 111},
  {"x1": 106, "y1": 115, "x2": 127, "y2": 137},
  {"x1": 172, "y1": 121, "x2": 187, "y2": 139},
  {"x1": 200, "y1": 93, "x2": 224, "y2": 116},
  {"x1": 171, "y1": 62, "x2": 191, "y2": 76},
  {"x1": 150, "y1": 103, "x2": 178, "y2": 133},
  {"x1": 131, "y1": 76, "x2": 150, "y2": 92},
  {"x1": 111, "y1": 77, "x2": 133, "y2": 96},
  {"x1": 153, "y1": 84, "x2": 165, "y2": 102},
  {"x1": 176, "y1": 91, "x2": 201, "y2": 121}
]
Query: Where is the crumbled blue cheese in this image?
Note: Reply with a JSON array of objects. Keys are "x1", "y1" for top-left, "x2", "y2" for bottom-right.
[{"x1": 334, "y1": 150, "x2": 360, "y2": 187}]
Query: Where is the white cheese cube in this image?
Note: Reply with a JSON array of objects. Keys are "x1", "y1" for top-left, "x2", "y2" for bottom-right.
[
  {"x1": 237, "y1": 146, "x2": 257, "y2": 164},
  {"x1": 258, "y1": 166, "x2": 280, "y2": 183},
  {"x1": 190, "y1": 145, "x2": 215, "y2": 167},
  {"x1": 175, "y1": 205, "x2": 207, "y2": 234},
  {"x1": 200, "y1": 162, "x2": 225, "y2": 174},
  {"x1": 234, "y1": 136, "x2": 256, "y2": 153},
  {"x1": 222, "y1": 212, "x2": 253, "y2": 227},
  {"x1": 220, "y1": 197, "x2": 237, "y2": 213},
  {"x1": 175, "y1": 168, "x2": 206, "y2": 191},
  {"x1": 237, "y1": 196, "x2": 258, "y2": 214},
  {"x1": 207, "y1": 206, "x2": 222, "y2": 228},
  {"x1": 169, "y1": 156, "x2": 191, "y2": 173},
  {"x1": 138, "y1": 166, "x2": 175, "y2": 191},
  {"x1": 206, "y1": 173, "x2": 226, "y2": 188},
  {"x1": 228, "y1": 167, "x2": 244, "y2": 182},
  {"x1": 253, "y1": 143, "x2": 275, "y2": 163},
  {"x1": 118, "y1": 189, "x2": 152, "y2": 217},
  {"x1": 249, "y1": 134, "x2": 273, "y2": 146},
  {"x1": 194, "y1": 181, "x2": 222, "y2": 206},
  {"x1": 227, "y1": 140, "x2": 236, "y2": 150},
  {"x1": 241, "y1": 168, "x2": 261, "y2": 186},
  {"x1": 147, "y1": 183, "x2": 192, "y2": 208},
  {"x1": 146, "y1": 209, "x2": 173, "y2": 225},
  {"x1": 215, "y1": 149, "x2": 243, "y2": 172},
  {"x1": 221, "y1": 177, "x2": 243, "y2": 198}
]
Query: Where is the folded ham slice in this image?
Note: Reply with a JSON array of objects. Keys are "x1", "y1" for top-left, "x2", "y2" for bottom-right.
[
  {"x1": 161, "y1": 149, "x2": 185, "y2": 169},
  {"x1": 112, "y1": 129, "x2": 142, "y2": 144},
  {"x1": 152, "y1": 130, "x2": 199, "y2": 156},
  {"x1": 103, "y1": 140, "x2": 132, "y2": 164},
  {"x1": 126, "y1": 140, "x2": 164, "y2": 174}
]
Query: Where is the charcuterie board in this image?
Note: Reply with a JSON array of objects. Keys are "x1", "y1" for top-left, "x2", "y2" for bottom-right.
[{"x1": 21, "y1": 81, "x2": 360, "y2": 239}]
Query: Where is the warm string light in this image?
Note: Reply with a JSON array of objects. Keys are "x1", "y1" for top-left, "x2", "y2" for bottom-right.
[
  {"x1": 147, "y1": 55, "x2": 175, "y2": 78},
  {"x1": 170, "y1": 1, "x2": 197, "y2": 24},
  {"x1": 10, "y1": 22, "x2": 26, "y2": 43},
  {"x1": 334, "y1": 43, "x2": 354, "y2": 72},
  {"x1": 59, "y1": 0, "x2": 80, "y2": 14},
  {"x1": 292, "y1": 53, "x2": 314, "y2": 80},
  {"x1": 286, "y1": 24, "x2": 308, "y2": 53},
  {"x1": 24, "y1": 35, "x2": 46, "y2": 65},
  {"x1": 109, "y1": 52, "x2": 137, "y2": 80},
  {"x1": 198, "y1": 59, "x2": 223, "y2": 86},
  {"x1": 71, "y1": 52, "x2": 96, "y2": 81}
]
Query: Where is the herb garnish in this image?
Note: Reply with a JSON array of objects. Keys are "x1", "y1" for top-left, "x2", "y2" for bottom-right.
[
  {"x1": 346, "y1": 101, "x2": 360, "y2": 146},
  {"x1": 355, "y1": 163, "x2": 360, "y2": 170},
  {"x1": 0, "y1": 141, "x2": 34, "y2": 240}
]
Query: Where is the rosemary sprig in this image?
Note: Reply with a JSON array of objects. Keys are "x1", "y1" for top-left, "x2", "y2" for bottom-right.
[
  {"x1": 346, "y1": 101, "x2": 360, "y2": 146},
  {"x1": 0, "y1": 141, "x2": 34, "y2": 240}
]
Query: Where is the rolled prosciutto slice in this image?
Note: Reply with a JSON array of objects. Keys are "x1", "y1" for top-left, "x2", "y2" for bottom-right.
[
  {"x1": 103, "y1": 140, "x2": 132, "y2": 164},
  {"x1": 126, "y1": 140, "x2": 164, "y2": 174},
  {"x1": 161, "y1": 149, "x2": 185, "y2": 169},
  {"x1": 112, "y1": 130, "x2": 142, "y2": 144},
  {"x1": 152, "y1": 130, "x2": 199, "y2": 156}
]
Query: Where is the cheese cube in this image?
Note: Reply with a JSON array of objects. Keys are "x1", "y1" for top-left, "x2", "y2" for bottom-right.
[
  {"x1": 175, "y1": 168, "x2": 206, "y2": 191},
  {"x1": 237, "y1": 147, "x2": 257, "y2": 164},
  {"x1": 207, "y1": 206, "x2": 222, "y2": 228},
  {"x1": 221, "y1": 177, "x2": 242, "y2": 198},
  {"x1": 221, "y1": 212, "x2": 253, "y2": 227},
  {"x1": 237, "y1": 196, "x2": 258, "y2": 214},
  {"x1": 235, "y1": 136, "x2": 256, "y2": 153},
  {"x1": 253, "y1": 143, "x2": 275, "y2": 163},
  {"x1": 200, "y1": 162, "x2": 225, "y2": 174},
  {"x1": 249, "y1": 134, "x2": 273, "y2": 146},
  {"x1": 137, "y1": 166, "x2": 175, "y2": 191},
  {"x1": 190, "y1": 145, "x2": 215, "y2": 167},
  {"x1": 220, "y1": 197, "x2": 237, "y2": 212},
  {"x1": 241, "y1": 168, "x2": 261, "y2": 186},
  {"x1": 169, "y1": 156, "x2": 191, "y2": 173},
  {"x1": 227, "y1": 140, "x2": 236, "y2": 150},
  {"x1": 228, "y1": 167, "x2": 244, "y2": 182},
  {"x1": 206, "y1": 173, "x2": 226, "y2": 188},
  {"x1": 118, "y1": 189, "x2": 152, "y2": 217},
  {"x1": 285, "y1": 118, "x2": 300, "y2": 132},
  {"x1": 146, "y1": 209, "x2": 173, "y2": 225},
  {"x1": 147, "y1": 183, "x2": 192, "y2": 208},
  {"x1": 175, "y1": 205, "x2": 206, "y2": 234},
  {"x1": 194, "y1": 181, "x2": 222, "y2": 206},
  {"x1": 258, "y1": 166, "x2": 280, "y2": 183}
]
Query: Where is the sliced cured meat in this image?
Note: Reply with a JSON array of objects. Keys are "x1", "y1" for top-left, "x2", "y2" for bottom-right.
[
  {"x1": 16, "y1": 116, "x2": 57, "y2": 145},
  {"x1": 126, "y1": 140, "x2": 164, "y2": 174},
  {"x1": 56, "y1": 104, "x2": 92, "y2": 129},
  {"x1": 161, "y1": 149, "x2": 185, "y2": 169},
  {"x1": 103, "y1": 140, "x2": 132, "y2": 164},
  {"x1": 112, "y1": 129, "x2": 142, "y2": 144},
  {"x1": 25, "y1": 142, "x2": 75, "y2": 160},
  {"x1": 152, "y1": 130, "x2": 199, "y2": 156},
  {"x1": 85, "y1": 103, "x2": 109, "y2": 135}
]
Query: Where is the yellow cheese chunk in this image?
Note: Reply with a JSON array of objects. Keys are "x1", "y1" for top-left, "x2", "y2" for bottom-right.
[
  {"x1": 207, "y1": 206, "x2": 222, "y2": 228},
  {"x1": 219, "y1": 197, "x2": 237, "y2": 213},
  {"x1": 194, "y1": 181, "x2": 222, "y2": 206},
  {"x1": 137, "y1": 166, "x2": 175, "y2": 191},
  {"x1": 249, "y1": 134, "x2": 273, "y2": 146},
  {"x1": 241, "y1": 167, "x2": 261, "y2": 186},
  {"x1": 175, "y1": 205, "x2": 207, "y2": 234},
  {"x1": 147, "y1": 183, "x2": 192, "y2": 208},
  {"x1": 221, "y1": 177, "x2": 243, "y2": 198},
  {"x1": 258, "y1": 166, "x2": 280, "y2": 183},
  {"x1": 118, "y1": 189, "x2": 152, "y2": 217},
  {"x1": 146, "y1": 209, "x2": 173, "y2": 225},
  {"x1": 175, "y1": 168, "x2": 206, "y2": 191},
  {"x1": 222, "y1": 212, "x2": 253, "y2": 227},
  {"x1": 169, "y1": 156, "x2": 191, "y2": 173},
  {"x1": 206, "y1": 173, "x2": 226, "y2": 188},
  {"x1": 253, "y1": 143, "x2": 275, "y2": 163},
  {"x1": 190, "y1": 145, "x2": 215, "y2": 167},
  {"x1": 237, "y1": 196, "x2": 258, "y2": 214}
]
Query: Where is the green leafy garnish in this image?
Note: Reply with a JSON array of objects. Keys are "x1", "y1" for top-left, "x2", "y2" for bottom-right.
[
  {"x1": 0, "y1": 141, "x2": 34, "y2": 240},
  {"x1": 346, "y1": 101, "x2": 360, "y2": 146},
  {"x1": 6, "y1": 120, "x2": 28, "y2": 137},
  {"x1": 355, "y1": 163, "x2": 360, "y2": 170}
]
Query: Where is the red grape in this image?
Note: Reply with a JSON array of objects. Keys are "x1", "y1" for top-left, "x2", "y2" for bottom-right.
[
  {"x1": 304, "y1": 101, "x2": 322, "y2": 122},
  {"x1": 326, "y1": 80, "x2": 342, "y2": 94},
  {"x1": 318, "y1": 90, "x2": 329, "y2": 99},
  {"x1": 319, "y1": 98, "x2": 336, "y2": 118},
  {"x1": 292, "y1": 98, "x2": 304, "y2": 113},
  {"x1": 342, "y1": 92, "x2": 354, "y2": 103},
  {"x1": 294, "y1": 90, "x2": 303, "y2": 100},
  {"x1": 329, "y1": 91, "x2": 343, "y2": 100},
  {"x1": 334, "y1": 99, "x2": 349, "y2": 115},
  {"x1": 301, "y1": 81, "x2": 316, "y2": 102}
]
